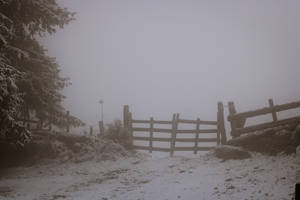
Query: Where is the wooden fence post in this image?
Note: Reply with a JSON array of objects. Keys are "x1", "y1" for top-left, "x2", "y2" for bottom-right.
[
  {"x1": 217, "y1": 107, "x2": 221, "y2": 145},
  {"x1": 66, "y1": 110, "x2": 70, "y2": 133},
  {"x1": 170, "y1": 114, "x2": 178, "y2": 157},
  {"x1": 123, "y1": 105, "x2": 129, "y2": 128},
  {"x1": 218, "y1": 102, "x2": 227, "y2": 144},
  {"x1": 128, "y1": 112, "x2": 133, "y2": 147},
  {"x1": 194, "y1": 118, "x2": 200, "y2": 154},
  {"x1": 268, "y1": 99, "x2": 278, "y2": 121},
  {"x1": 99, "y1": 120, "x2": 104, "y2": 135},
  {"x1": 228, "y1": 101, "x2": 246, "y2": 138},
  {"x1": 149, "y1": 117, "x2": 154, "y2": 153},
  {"x1": 228, "y1": 101, "x2": 237, "y2": 137}
]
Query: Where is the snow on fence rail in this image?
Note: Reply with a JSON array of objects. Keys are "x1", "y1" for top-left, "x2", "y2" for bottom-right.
[
  {"x1": 227, "y1": 99, "x2": 300, "y2": 137},
  {"x1": 123, "y1": 103, "x2": 226, "y2": 157}
]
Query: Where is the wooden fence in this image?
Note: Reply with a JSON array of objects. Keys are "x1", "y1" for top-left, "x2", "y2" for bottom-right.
[
  {"x1": 227, "y1": 99, "x2": 300, "y2": 137},
  {"x1": 123, "y1": 102, "x2": 226, "y2": 156}
]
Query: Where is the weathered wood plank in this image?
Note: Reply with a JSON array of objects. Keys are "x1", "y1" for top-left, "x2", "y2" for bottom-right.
[
  {"x1": 132, "y1": 128, "x2": 216, "y2": 134},
  {"x1": 132, "y1": 136, "x2": 171, "y2": 142},
  {"x1": 154, "y1": 128, "x2": 173, "y2": 133},
  {"x1": 176, "y1": 129, "x2": 196, "y2": 133},
  {"x1": 176, "y1": 138, "x2": 217, "y2": 142},
  {"x1": 133, "y1": 118, "x2": 217, "y2": 126},
  {"x1": 199, "y1": 120, "x2": 218, "y2": 125},
  {"x1": 174, "y1": 146, "x2": 214, "y2": 151},
  {"x1": 132, "y1": 127, "x2": 173, "y2": 133},
  {"x1": 133, "y1": 137, "x2": 216, "y2": 143},
  {"x1": 152, "y1": 137, "x2": 171, "y2": 142},
  {"x1": 133, "y1": 145, "x2": 170, "y2": 152},
  {"x1": 132, "y1": 119, "x2": 172, "y2": 124},
  {"x1": 132, "y1": 119, "x2": 150, "y2": 123},
  {"x1": 228, "y1": 100, "x2": 300, "y2": 121},
  {"x1": 236, "y1": 116, "x2": 300, "y2": 135},
  {"x1": 178, "y1": 119, "x2": 197, "y2": 124},
  {"x1": 178, "y1": 119, "x2": 217, "y2": 125},
  {"x1": 154, "y1": 120, "x2": 172, "y2": 124},
  {"x1": 199, "y1": 129, "x2": 217, "y2": 133},
  {"x1": 176, "y1": 129, "x2": 218, "y2": 134}
]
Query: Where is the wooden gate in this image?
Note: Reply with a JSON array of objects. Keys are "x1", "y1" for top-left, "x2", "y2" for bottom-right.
[{"x1": 123, "y1": 102, "x2": 226, "y2": 156}]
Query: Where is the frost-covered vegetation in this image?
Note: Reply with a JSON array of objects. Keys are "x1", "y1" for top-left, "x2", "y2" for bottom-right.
[
  {"x1": 0, "y1": 0, "x2": 83, "y2": 147},
  {"x1": 104, "y1": 120, "x2": 132, "y2": 150},
  {"x1": 0, "y1": 130, "x2": 134, "y2": 168}
]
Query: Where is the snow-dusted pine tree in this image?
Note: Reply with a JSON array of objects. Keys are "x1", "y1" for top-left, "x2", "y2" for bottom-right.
[{"x1": 0, "y1": 0, "x2": 84, "y2": 147}]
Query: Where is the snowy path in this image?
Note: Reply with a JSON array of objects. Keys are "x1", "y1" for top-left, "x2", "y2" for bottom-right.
[{"x1": 0, "y1": 152, "x2": 298, "y2": 200}]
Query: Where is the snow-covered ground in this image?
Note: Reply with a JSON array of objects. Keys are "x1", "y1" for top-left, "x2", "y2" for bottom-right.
[{"x1": 0, "y1": 151, "x2": 298, "y2": 200}]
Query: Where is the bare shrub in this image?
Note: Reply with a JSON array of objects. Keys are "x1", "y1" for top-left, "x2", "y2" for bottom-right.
[{"x1": 104, "y1": 120, "x2": 132, "y2": 149}]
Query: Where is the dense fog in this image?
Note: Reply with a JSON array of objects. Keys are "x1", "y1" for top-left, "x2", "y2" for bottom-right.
[{"x1": 43, "y1": 0, "x2": 300, "y2": 132}]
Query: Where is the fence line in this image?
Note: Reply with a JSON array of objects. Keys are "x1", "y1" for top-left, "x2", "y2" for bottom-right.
[
  {"x1": 227, "y1": 99, "x2": 300, "y2": 137},
  {"x1": 123, "y1": 102, "x2": 226, "y2": 156}
]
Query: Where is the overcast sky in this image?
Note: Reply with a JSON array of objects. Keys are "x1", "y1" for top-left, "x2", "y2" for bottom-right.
[{"x1": 43, "y1": 0, "x2": 300, "y2": 130}]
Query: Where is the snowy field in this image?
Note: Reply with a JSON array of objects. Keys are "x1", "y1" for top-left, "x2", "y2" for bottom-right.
[{"x1": 0, "y1": 151, "x2": 298, "y2": 200}]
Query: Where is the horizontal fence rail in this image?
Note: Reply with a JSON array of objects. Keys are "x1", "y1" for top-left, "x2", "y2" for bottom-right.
[
  {"x1": 131, "y1": 127, "x2": 218, "y2": 134},
  {"x1": 132, "y1": 136, "x2": 218, "y2": 143},
  {"x1": 228, "y1": 101, "x2": 300, "y2": 121},
  {"x1": 235, "y1": 116, "x2": 300, "y2": 135},
  {"x1": 132, "y1": 145, "x2": 214, "y2": 152},
  {"x1": 132, "y1": 119, "x2": 218, "y2": 125},
  {"x1": 176, "y1": 129, "x2": 217, "y2": 134},
  {"x1": 131, "y1": 127, "x2": 173, "y2": 133},
  {"x1": 123, "y1": 103, "x2": 226, "y2": 156},
  {"x1": 227, "y1": 99, "x2": 300, "y2": 137},
  {"x1": 177, "y1": 119, "x2": 218, "y2": 125},
  {"x1": 133, "y1": 145, "x2": 171, "y2": 152},
  {"x1": 132, "y1": 119, "x2": 172, "y2": 124}
]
